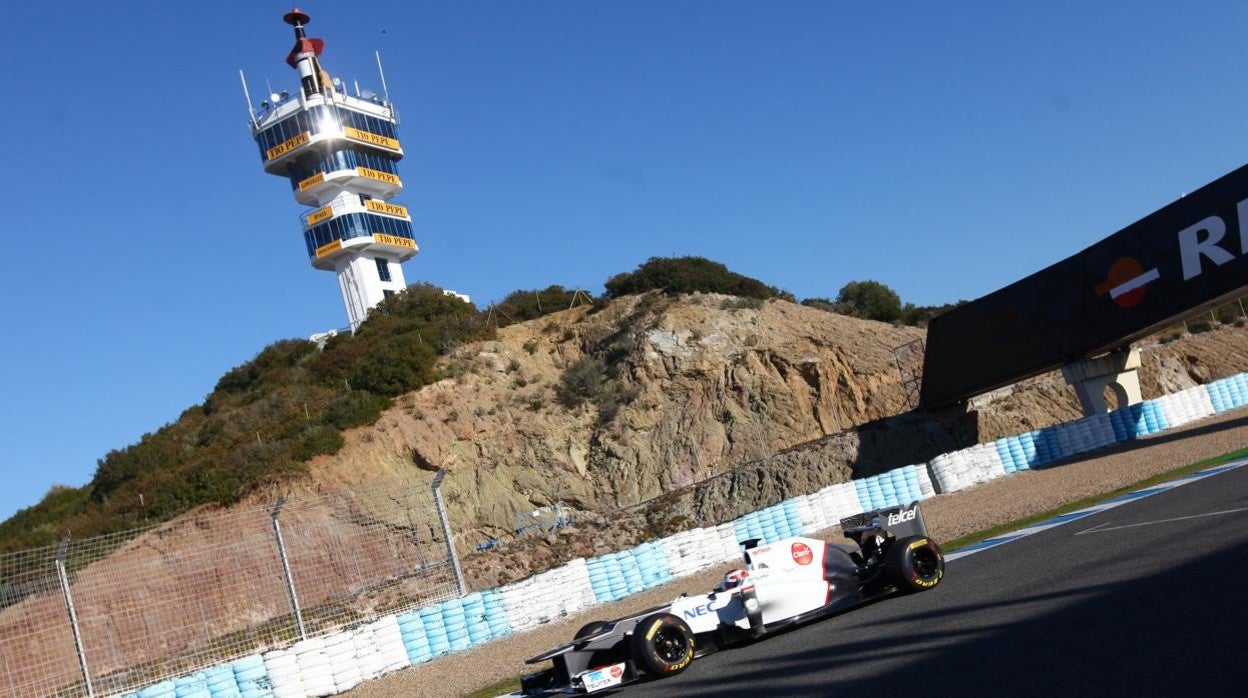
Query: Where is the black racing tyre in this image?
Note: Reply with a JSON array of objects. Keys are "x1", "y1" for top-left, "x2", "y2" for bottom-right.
[
  {"x1": 574, "y1": 620, "x2": 610, "y2": 639},
  {"x1": 630, "y1": 613, "x2": 695, "y2": 677},
  {"x1": 885, "y1": 535, "x2": 945, "y2": 593}
]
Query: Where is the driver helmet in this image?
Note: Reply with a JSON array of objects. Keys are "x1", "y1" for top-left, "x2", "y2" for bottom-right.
[{"x1": 715, "y1": 568, "x2": 749, "y2": 592}]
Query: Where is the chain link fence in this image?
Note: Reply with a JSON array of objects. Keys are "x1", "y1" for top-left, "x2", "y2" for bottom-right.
[{"x1": 0, "y1": 472, "x2": 461, "y2": 698}]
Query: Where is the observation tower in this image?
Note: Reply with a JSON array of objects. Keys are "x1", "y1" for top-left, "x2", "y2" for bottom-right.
[{"x1": 243, "y1": 8, "x2": 417, "y2": 332}]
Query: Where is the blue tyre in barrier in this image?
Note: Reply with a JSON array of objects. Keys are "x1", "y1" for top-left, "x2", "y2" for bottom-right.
[
  {"x1": 1035, "y1": 428, "x2": 1057, "y2": 465},
  {"x1": 231, "y1": 657, "x2": 270, "y2": 698},
  {"x1": 995, "y1": 439, "x2": 1017, "y2": 474},
  {"x1": 139, "y1": 681, "x2": 177, "y2": 698},
  {"x1": 205, "y1": 666, "x2": 240, "y2": 698},
  {"x1": 174, "y1": 674, "x2": 210, "y2": 698},
  {"x1": 404, "y1": 630, "x2": 434, "y2": 664},
  {"x1": 481, "y1": 588, "x2": 512, "y2": 638},
  {"x1": 421, "y1": 607, "x2": 450, "y2": 655}
]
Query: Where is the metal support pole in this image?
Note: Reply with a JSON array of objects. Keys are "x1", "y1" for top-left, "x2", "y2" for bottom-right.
[
  {"x1": 55, "y1": 539, "x2": 94, "y2": 698},
  {"x1": 271, "y1": 498, "x2": 307, "y2": 640},
  {"x1": 431, "y1": 470, "x2": 466, "y2": 597}
]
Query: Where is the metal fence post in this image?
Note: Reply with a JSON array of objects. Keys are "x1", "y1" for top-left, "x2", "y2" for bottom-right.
[
  {"x1": 55, "y1": 539, "x2": 94, "y2": 698},
  {"x1": 431, "y1": 470, "x2": 466, "y2": 597},
  {"x1": 271, "y1": 498, "x2": 307, "y2": 640}
]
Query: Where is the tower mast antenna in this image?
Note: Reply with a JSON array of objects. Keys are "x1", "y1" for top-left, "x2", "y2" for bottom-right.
[
  {"x1": 239, "y1": 70, "x2": 259, "y2": 128},
  {"x1": 375, "y1": 50, "x2": 391, "y2": 105}
]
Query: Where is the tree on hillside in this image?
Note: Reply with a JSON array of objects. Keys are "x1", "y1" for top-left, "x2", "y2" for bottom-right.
[
  {"x1": 834, "y1": 280, "x2": 902, "y2": 323},
  {"x1": 604, "y1": 256, "x2": 789, "y2": 300}
]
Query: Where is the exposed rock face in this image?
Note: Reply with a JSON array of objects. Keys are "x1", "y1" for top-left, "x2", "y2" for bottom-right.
[
  {"x1": 306, "y1": 294, "x2": 925, "y2": 540},
  {"x1": 297, "y1": 296, "x2": 1248, "y2": 588}
]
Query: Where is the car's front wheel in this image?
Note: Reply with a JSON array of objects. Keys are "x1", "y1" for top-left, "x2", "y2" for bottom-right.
[
  {"x1": 885, "y1": 535, "x2": 945, "y2": 592},
  {"x1": 630, "y1": 613, "x2": 695, "y2": 677}
]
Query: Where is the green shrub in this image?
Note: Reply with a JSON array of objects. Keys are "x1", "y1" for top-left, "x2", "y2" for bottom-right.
[
  {"x1": 720, "y1": 297, "x2": 764, "y2": 311},
  {"x1": 605, "y1": 256, "x2": 785, "y2": 300},
  {"x1": 1214, "y1": 301, "x2": 1245, "y2": 324},
  {"x1": 320, "y1": 391, "x2": 392, "y2": 430},
  {"x1": 833, "y1": 280, "x2": 902, "y2": 323},
  {"x1": 557, "y1": 357, "x2": 606, "y2": 408},
  {"x1": 348, "y1": 334, "x2": 438, "y2": 396},
  {"x1": 491, "y1": 285, "x2": 594, "y2": 326},
  {"x1": 214, "y1": 340, "x2": 317, "y2": 394}
]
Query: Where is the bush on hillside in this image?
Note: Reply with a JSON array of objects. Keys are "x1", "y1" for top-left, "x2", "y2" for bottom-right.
[
  {"x1": 557, "y1": 357, "x2": 606, "y2": 408},
  {"x1": 320, "y1": 390, "x2": 392, "y2": 430},
  {"x1": 900, "y1": 300, "x2": 967, "y2": 327},
  {"x1": 605, "y1": 256, "x2": 788, "y2": 300},
  {"x1": 347, "y1": 333, "x2": 439, "y2": 396},
  {"x1": 215, "y1": 340, "x2": 317, "y2": 394},
  {"x1": 490, "y1": 285, "x2": 593, "y2": 326},
  {"x1": 834, "y1": 280, "x2": 902, "y2": 323}
]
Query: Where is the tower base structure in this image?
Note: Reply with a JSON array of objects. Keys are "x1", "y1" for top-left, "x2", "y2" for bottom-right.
[
  {"x1": 335, "y1": 253, "x2": 408, "y2": 332},
  {"x1": 1061, "y1": 348, "x2": 1142, "y2": 416}
]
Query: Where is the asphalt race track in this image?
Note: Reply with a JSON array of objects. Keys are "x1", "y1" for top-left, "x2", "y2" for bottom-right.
[{"x1": 620, "y1": 463, "x2": 1248, "y2": 697}]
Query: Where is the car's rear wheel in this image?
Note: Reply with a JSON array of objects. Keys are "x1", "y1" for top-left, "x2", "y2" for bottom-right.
[
  {"x1": 630, "y1": 613, "x2": 695, "y2": 677},
  {"x1": 885, "y1": 536, "x2": 945, "y2": 592}
]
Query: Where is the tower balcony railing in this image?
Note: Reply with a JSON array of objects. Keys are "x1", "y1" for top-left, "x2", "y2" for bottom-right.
[
  {"x1": 255, "y1": 100, "x2": 403, "y2": 176},
  {"x1": 302, "y1": 195, "x2": 411, "y2": 229}
]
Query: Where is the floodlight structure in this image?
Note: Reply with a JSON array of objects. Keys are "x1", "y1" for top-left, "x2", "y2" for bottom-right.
[{"x1": 244, "y1": 8, "x2": 417, "y2": 332}]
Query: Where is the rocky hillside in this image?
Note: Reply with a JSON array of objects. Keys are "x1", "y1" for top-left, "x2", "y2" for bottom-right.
[
  {"x1": 303, "y1": 293, "x2": 924, "y2": 537},
  {"x1": 287, "y1": 294, "x2": 1248, "y2": 587}
]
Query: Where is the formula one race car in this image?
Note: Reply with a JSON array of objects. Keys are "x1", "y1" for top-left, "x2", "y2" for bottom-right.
[{"x1": 520, "y1": 501, "x2": 944, "y2": 695}]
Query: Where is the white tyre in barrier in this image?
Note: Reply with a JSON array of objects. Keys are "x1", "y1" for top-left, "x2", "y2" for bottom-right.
[
  {"x1": 499, "y1": 579, "x2": 532, "y2": 632},
  {"x1": 913, "y1": 463, "x2": 937, "y2": 498},
  {"x1": 371, "y1": 616, "x2": 409, "y2": 674},
  {"x1": 714, "y1": 523, "x2": 739, "y2": 561},
  {"x1": 296, "y1": 641, "x2": 334, "y2": 698},
  {"x1": 793, "y1": 494, "x2": 822, "y2": 534},
  {"x1": 262, "y1": 650, "x2": 303, "y2": 698},
  {"x1": 350, "y1": 626, "x2": 384, "y2": 680}
]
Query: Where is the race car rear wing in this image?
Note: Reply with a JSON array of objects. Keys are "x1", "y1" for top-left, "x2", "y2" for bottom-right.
[{"x1": 839, "y1": 500, "x2": 929, "y2": 540}]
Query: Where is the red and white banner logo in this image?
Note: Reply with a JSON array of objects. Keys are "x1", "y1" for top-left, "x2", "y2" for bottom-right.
[{"x1": 791, "y1": 542, "x2": 813, "y2": 565}]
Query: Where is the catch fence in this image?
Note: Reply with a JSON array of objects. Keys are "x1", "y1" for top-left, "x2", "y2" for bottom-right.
[{"x1": 0, "y1": 472, "x2": 461, "y2": 698}]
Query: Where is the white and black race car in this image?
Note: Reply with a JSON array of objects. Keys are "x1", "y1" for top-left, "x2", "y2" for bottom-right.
[{"x1": 520, "y1": 501, "x2": 944, "y2": 695}]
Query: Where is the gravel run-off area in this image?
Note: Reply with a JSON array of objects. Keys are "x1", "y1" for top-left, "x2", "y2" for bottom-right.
[{"x1": 345, "y1": 407, "x2": 1248, "y2": 698}]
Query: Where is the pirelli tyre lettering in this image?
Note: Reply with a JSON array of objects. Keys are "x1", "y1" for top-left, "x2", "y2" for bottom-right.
[
  {"x1": 631, "y1": 613, "x2": 695, "y2": 677},
  {"x1": 886, "y1": 535, "x2": 945, "y2": 592}
]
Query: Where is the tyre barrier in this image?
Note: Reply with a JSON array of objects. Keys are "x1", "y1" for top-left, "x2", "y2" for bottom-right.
[
  {"x1": 929, "y1": 443, "x2": 1006, "y2": 493},
  {"x1": 137, "y1": 681, "x2": 176, "y2": 698},
  {"x1": 808, "y1": 481, "x2": 865, "y2": 527},
  {"x1": 262, "y1": 648, "x2": 302, "y2": 698},
  {"x1": 122, "y1": 377, "x2": 1248, "y2": 698},
  {"x1": 293, "y1": 638, "x2": 334, "y2": 698},
  {"x1": 353, "y1": 623, "x2": 384, "y2": 682},
  {"x1": 1207, "y1": 377, "x2": 1238, "y2": 413},
  {"x1": 420, "y1": 605, "x2": 451, "y2": 656},
  {"x1": 231, "y1": 656, "x2": 270, "y2": 698},
  {"x1": 398, "y1": 610, "x2": 434, "y2": 664},
  {"x1": 324, "y1": 630, "x2": 361, "y2": 693},
  {"x1": 852, "y1": 465, "x2": 929, "y2": 512},
  {"x1": 204, "y1": 665, "x2": 241, "y2": 698},
  {"x1": 173, "y1": 673, "x2": 210, "y2": 698},
  {"x1": 481, "y1": 588, "x2": 513, "y2": 639}
]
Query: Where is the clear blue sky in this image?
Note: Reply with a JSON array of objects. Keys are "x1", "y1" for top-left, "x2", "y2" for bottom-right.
[{"x1": 3, "y1": 1, "x2": 1248, "y2": 522}]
